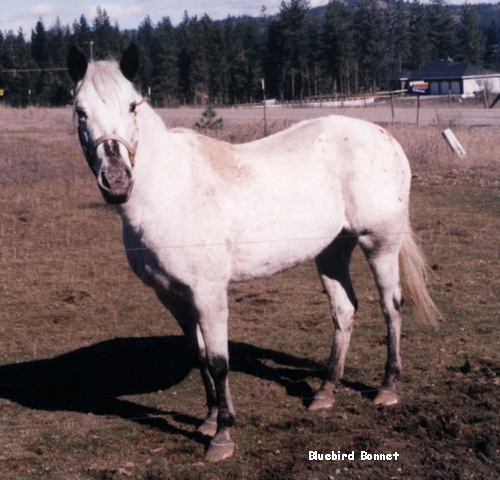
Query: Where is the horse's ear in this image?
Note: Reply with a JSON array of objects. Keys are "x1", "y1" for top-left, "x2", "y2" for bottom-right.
[
  {"x1": 67, "y1": 46, "x2": 88, "y2": 83},
  {"x1": 120, "y1": 43, "x2": 139, "y2": 81}
]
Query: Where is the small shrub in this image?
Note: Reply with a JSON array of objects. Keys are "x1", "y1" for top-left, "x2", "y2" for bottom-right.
[{"x1": 194, "y1": 106, "x2": 223, "y2": 132}]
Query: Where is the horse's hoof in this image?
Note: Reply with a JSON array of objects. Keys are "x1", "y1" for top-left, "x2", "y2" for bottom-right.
[
  {"x1": 196, "y1": 419, "x2": 217, "y2": 437},
  {"x1": 205, "y1": 441, "x2": 235, "y2": 462},
  {"x1": 374, "y1": 389, "x2": 399, "y2": 406},
  {"x1": 308, "y1": 394, "x2": 334, "y2": 411}
]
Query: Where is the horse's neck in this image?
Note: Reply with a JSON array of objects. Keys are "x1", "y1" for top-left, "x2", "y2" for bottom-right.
[
  {"x1": 135, "y1": 105, "x2": 180, "y2": 173},
  {"x1": 137, "y1": 104, "x2": 169, "y2": 147},
  {"x1": 119, "y1": 105, "x2": 189, "y2": 224}
]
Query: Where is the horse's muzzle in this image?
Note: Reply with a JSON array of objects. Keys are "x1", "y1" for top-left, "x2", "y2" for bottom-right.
[{"x1": 97, "y1": 165, "x2": 134, "y2": 204}]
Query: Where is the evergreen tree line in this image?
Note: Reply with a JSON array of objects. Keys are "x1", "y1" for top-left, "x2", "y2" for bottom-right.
[{"x1": 1, "y1": 0, "x2": 499, "y2": 107}]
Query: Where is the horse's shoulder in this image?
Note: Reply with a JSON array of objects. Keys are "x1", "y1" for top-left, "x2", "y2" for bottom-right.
[{"x1": 172, "y1": 131, "x2": 248, "y2": 182}]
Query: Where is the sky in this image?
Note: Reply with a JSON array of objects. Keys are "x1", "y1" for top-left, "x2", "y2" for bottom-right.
[
  {"x1": 1, "y1": 0, "x2": 499, "y2": 38},
  {"x1": 1, "y1": 1, "x2": 325, "y2": 36}
]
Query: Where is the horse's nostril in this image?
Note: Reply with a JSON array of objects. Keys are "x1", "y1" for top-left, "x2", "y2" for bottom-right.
[{"x1": 100, "y1": 171, "x2": 111, "y2": 189}]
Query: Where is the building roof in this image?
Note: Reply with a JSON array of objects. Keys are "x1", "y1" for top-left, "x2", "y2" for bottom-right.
[{"x1": 407, "y1": 60, "x2": 498, "y2": 80}]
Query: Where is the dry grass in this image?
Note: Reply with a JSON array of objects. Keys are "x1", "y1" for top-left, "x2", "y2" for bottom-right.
[
  {"x1": 0, "y1": 106, "x2": 498, "y2": 479},
  {"x1": 390, "y1": 124, "x2": 500, "y2": 173}
]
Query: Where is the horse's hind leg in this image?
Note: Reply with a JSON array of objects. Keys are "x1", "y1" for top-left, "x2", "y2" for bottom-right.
[
  {"x1": 309, "y1": 232, "x2": 358, "y2": 411},
  {"x1": 359, "y1": 234, "x2": 403, "y2": 406}
]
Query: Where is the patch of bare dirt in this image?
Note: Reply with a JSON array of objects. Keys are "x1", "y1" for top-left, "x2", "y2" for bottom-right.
[{"x1": 0, "y1": 108, "x2": 498, "y2": 479}]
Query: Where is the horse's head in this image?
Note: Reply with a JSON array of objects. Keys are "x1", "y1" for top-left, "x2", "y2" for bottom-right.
[{"x1": 68, "y1": 44, "x2": 142, "y2": 205}]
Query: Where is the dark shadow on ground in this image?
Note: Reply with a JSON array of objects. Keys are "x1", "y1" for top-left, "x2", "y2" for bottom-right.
[
  {"x1": 0, "y1": 336, "x2": 201, "y2": 441},
  {"x1": 341, "y1": 379, "x2": 379, "y2": 401},
  {"x1": 228, "y1": 341, "x2": 323, "y2": 407},
  {"x1": 0, "y1": 336, "x2": 374, "y2": 437}
]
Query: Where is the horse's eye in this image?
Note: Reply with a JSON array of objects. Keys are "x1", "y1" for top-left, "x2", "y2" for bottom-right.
[
  {"x1": 75, "y1": 107, "x2": 87, "y2": 120},
  {"x1": 129, "y1": 102, "x2": 137, "y2": 114}
]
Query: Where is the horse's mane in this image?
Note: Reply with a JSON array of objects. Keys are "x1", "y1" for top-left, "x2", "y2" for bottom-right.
[{"x1": 77, "y1": 60, "x2": 137, "y2": 111}]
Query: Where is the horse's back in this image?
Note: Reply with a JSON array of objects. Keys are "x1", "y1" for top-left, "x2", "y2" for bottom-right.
[
  {"x1": 240, "y1": 115, "x2": 409, "y2": 182},
  {"x1": 238, "y1": 115, "x2": 411, "y2": 229}
]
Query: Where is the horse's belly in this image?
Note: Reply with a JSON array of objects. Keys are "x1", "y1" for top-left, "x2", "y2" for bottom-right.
[
  {"x1": 229, "y1": 240, "x2": 328, "y2": 281},
  {"x1": 226, "y1": 178, "x2": 345, "y2": 281},
  {"x1": 228, "y1": 216, "x2": 342, "y2": 282}
]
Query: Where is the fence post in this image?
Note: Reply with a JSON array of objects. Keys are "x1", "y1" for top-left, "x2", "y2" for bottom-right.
[
  {"x1": 262, "y1": 79, "x2": 268, "y2": 137},
  {"x1": 442, "y1": 128, "x2": 466, "y2": 157},
  {"x1": 416, "y1": 94, "x2": 420, "y2": 126},
  {"x1": 390, "y1": 91, "x2": 395, "y2": 125}
]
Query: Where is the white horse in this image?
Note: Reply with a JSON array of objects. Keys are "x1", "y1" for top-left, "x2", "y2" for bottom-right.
[{"x1": 68, "y1": 44, "x2": 440, "y2": 462}]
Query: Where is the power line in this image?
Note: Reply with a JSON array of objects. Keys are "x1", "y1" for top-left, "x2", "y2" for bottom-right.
[
  {"x1": 0, "y1": 67, "x2": 67, "y2": 73},
  {"x1": 0, "y1": 229, "x2": 420, "y2": 263}
]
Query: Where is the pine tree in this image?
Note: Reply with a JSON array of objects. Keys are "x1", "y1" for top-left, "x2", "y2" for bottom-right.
[
  {"x1": 389, "y1": 0, "x2": 410, "y2": 73},
  {"x1": 2, "y1": 31, "x2": 36, "y2": 106},
  {"x1": 427, "y1": 0, "x2": 457, "y2": 60},
  {"x1": 457, "y1": 4, "x2": 483, "y2": 65},
  {"x1": 31, "y1": 20, "x2": 49, "y2": 69},
  {"x1": 92, "y1": 7, "x2": 122, "y2": 59},
  {"x1": 306, "y1": 12, "x2": 323, "y2": 97},
  {"x1": 72, "y1": 15, "x2": 92, "y2": 53},
  {"x1": 224, "y1": 18, "x2": 248, "y2": 104},
  {"x1": 0, "y1": 32, "x2": 5, "y2": 92},
  {"x1": 176, "y1": 14, "x2": 211, "y2": 105},
  {"x1": 321, "y1": 0, "x2": 353, "y2": 96},
  {"x1": 408, "y1": 0, "x2": 432, "y2": 69},
  {"x1": 151, "y1": 17, "x2": 179, "y2": 106},
  {"x1": 201, "y1": 15, "x2": 228, "y2": 104},
  {"x1": 31, "y1": 20, "x2": 49, "y2": 104},
  {"x1": 137, "y1": 16, "x2": 155, "y2": 95},
  {"x1": 353, "y1": 0, "x2": 389, "y2": 92},
  {"x1": 46, "y1": 17, "x2": 72, "y2": 106},
  {"x1": 483, "y1": 21, "x2": 499, "y2": 70},
  {"x1": 266, "y1": 0, "x2": 310, "y2": 100}
]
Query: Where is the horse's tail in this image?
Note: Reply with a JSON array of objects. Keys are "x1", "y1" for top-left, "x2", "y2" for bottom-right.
[{"x1": 399, "y1": 228, "x2": 441, "y2": 325}]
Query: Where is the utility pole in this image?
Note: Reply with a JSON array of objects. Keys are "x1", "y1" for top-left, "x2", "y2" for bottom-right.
[
  {"x1": 86, "y1": 41, "x2": 94, "y2": 61},
  {"x1": 262, "y1": 78, "x2": 268, "y2": 137}
]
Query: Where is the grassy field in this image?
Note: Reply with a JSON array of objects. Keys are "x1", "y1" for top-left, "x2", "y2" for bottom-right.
[{"x1": 0, "y1": 105, "x2": 498, "y2": 479}]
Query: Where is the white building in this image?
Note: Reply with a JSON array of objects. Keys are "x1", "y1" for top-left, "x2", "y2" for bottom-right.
[{"x1": 396, "y1": 60, "x2": 500, "y2": 96}]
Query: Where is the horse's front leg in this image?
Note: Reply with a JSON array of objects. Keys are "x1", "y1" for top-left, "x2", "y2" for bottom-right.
[
  {"x1": 194, "y1": 284, "x2": 235, "y2": 462},
  {"x1": 155, "y1": 290, "x2": 219, "y2": 438},
  {"x1": 195, "y1": 349, "x2": 218, "y2": 437}
]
